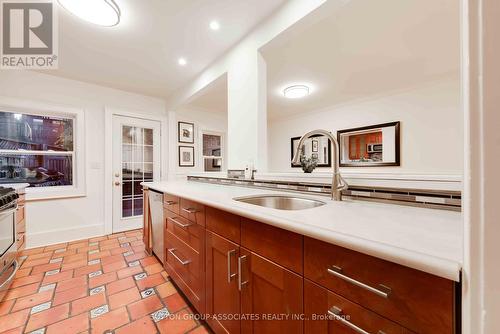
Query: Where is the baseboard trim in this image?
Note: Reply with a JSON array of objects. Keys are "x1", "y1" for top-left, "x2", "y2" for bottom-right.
[{"x1": 26, "y1": 223, "x2": 105, "y2": 249}]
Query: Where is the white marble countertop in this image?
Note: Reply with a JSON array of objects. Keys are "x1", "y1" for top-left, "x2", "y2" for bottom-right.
[{"x1": 143, "y1": 180, "x2": 463, "y2": 281}]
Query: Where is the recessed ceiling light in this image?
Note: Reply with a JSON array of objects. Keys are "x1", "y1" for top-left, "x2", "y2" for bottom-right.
[
  {"x1": 178, "y1": 58, "x2": 187, "y2": 66},
  {"x1": 283, "y1": 85, "x2": 310, "y2": 99},
  {"x1": 58, "y1": 0, "x2": 121, "y2": 27},
  {"x1": 209, "y1": 20, "x2": 220, "y2": 31}
]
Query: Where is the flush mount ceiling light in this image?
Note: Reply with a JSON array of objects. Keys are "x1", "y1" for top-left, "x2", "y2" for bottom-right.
[
  {"x1": 209, "y1": 20, "x2": 220, "y2": 31},
  {"x1": 58, "y1": 0, "x2": 121, "y2": 27},
  {"x1": 283, "y1": 85, "x2": 310, "y2": 99},
  {"x1": 178, "y1": 58, "x2": 187, "y2": 66}
]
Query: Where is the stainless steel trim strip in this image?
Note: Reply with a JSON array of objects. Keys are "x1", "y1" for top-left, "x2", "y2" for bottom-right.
[
  {"x1": 328, "y1": 307, "x2": 370, "y2": 334},
  {"x1": 167, "y1": 248, "x2": 191, "y2": 265},
  {"x1": 238, "y1": 255, "x2": 248, "y2": 291},
  {"x1": 227, "y1": 250, "x2": 236, "y2": 283},
  {"x1": 327, "y1": 266, "x2": 391, "y2": 299},
  {"x1": 167, "y1": 217, "x2": 192, "y2": 228},
  {"x1": 181, "y1": 207, "x2": 197, "y2": 214}
]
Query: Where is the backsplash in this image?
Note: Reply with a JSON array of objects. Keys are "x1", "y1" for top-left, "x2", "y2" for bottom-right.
[{"x1": 187, "y1": 175, "x2": 461, "y2": 211}]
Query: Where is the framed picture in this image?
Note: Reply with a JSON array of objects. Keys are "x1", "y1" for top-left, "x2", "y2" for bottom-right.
[
  {"x1": 178, "y1": 146, "x2": 195, "y2": 167},
  {"x1": 178, "y1": 121, "x2": 194, "y2": 143},
  {"x1": 312, "y1": 140, "x2": 319, "y2": 152},
  {"x1": 290, "y1": 134, "x2": 331, "y2": 168},
  {"x1": 337, "y1": 121, "x2": 400, "y2": 167}
]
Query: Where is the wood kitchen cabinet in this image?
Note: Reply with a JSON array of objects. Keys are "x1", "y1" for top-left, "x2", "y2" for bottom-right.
[
  {"x1": 150, "y1": 192, "x2": 459, "y2": 334},
  {"x1": 240, "y1": 248, "x2": 303, "y2": 334},
  {"x1": 206, "y1": 231, "x2": 241, "y2": 334},
  {"x1": 304, "y1": 279, "x2": 412, "y2": 334}
]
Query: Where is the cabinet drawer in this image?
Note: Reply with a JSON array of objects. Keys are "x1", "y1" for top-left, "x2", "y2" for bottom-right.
[
  {"x1": 206, "y1": 207, "x2": 240, "y2": 243},
  {"x1": 179, "y1": 198, "x2": 205, "y2": 226},
  {"x1": 304, "y1": 279, "x2": 413, "y2": 334},
  {"x1": 241, "y1": 218, "x2": 303, "y2": 274},
  {"x1": 164, "y1": 230, "x2": 204, "y2": 312},
  {"x1": 304, "y1": 237, "x2": 455, "y2": 334},
  {"x1": 163, "y1": 193, "x2": 180, "y2": 214},
  {"x1": 165, "y1": 210, "x2": 203, "y2": 252},
  {"x1": 16, "y1": 205, "x2": 25, "y2": 225}
]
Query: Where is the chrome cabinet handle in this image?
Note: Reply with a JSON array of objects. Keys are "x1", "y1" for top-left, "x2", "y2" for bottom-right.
[
  {"x1": 327, "y1": 266, "x2": 391, "y2": 299},
  {"x1": 167, "y1": 217, "x2": 192, "y2": 228},
  {"x1": 227, "y1": 250, "x2": 237, "y2": 283},
  {"x1": 238, "y1": 255, "x2": 248, "y2": 290},
  {"x1": 165, "y1": 200, "x2": 177, "y2": 205},
  {"x1": 328, "y1": 306, "x2": 372, "y2": 334},
  {"x1": 182, "y1": 207, "x2": 197, "y2": 214},
  {"x1": 167, "y1": 248, "x2": 191, "y2": 265}
]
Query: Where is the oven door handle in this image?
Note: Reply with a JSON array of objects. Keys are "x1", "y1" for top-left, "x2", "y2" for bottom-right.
[
  {"x1": 0, "y1": 206, "x2": 17, "y2": 216},
  {"x1": 0, "y1": 260, "x2": 19, "y2": 290}
]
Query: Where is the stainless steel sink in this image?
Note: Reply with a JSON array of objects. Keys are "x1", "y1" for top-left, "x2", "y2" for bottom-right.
[{"x1": 233, "y1": 195, "x2": 326, "y2": 211}]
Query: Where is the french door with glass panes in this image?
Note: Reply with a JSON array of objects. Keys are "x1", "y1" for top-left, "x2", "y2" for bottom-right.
[{"x1": 112, "y1": 115, "x2": 160, "y2": 233}]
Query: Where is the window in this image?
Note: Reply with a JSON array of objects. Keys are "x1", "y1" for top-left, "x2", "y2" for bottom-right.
[
  {"x1": 202, "y1": 132, "x2": 224, "y2": 172},
  {"x1": 0, "y1": 110, "x2": 75, "y2": 188}
]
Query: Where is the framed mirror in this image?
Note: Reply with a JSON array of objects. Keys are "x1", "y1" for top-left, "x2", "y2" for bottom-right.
[
  {"x1": 290, "y1": 135, "x2": 331, "y2": 168},
  {"x1": 337, "y1": 121, "x2": 400, "y2": 167}
]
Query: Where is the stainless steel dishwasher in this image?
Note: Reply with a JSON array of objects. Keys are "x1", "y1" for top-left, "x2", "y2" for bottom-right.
[{"x1": 148, "y1": 190, "x2": 164, "y2": 264}]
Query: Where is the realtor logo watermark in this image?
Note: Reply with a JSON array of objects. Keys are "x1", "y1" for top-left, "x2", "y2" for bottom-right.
[{"x1": 1, "y1": 0, "x2": 58, "y2": 69}]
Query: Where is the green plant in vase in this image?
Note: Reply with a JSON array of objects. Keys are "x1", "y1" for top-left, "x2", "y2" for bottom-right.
[{"x1": 300, "y1": 155, "x2": 318, "y2": 173}]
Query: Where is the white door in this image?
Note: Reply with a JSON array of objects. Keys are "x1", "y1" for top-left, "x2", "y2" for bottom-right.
[{"x1": 112, "y1": 115, "x2": 161, "y2": 233}]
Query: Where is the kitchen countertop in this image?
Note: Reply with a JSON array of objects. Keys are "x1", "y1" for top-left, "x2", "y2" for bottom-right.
[
  {"x1": 143, "y1": 180, "x2": 463, "y2": 282},
  {"x1": 1, "y1": 183, "x2": 30, "y2": 192}
]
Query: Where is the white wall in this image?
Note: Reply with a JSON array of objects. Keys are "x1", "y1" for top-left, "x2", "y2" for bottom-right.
[
  {"x1": 0, "y1": 71, "x2": 166, "y2": 248},
  {"x1": 268, "y1": 77, "x2": 463, "y2": 176},
  {"x1": 168, "y1": 108, "x2": 227, "y2": 179}
]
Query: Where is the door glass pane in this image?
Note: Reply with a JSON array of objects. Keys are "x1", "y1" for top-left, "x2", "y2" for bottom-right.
[{"x1": 121, "y1": 125, "x2": 154, "y2": 219}]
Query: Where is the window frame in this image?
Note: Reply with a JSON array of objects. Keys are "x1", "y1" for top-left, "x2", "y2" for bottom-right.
[
  {"x1": 200, "y1": 130, "x2": 225, "y2": 173},
  {"x1": 0, "y1": 96, "x2": 85, "y2": 200}
]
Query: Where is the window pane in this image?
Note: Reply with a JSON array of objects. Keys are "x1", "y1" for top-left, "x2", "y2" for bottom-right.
[
  {"x1": 122, "y1": 145, "x2": 132, "y2": 162},
  {"x1": 203, "y1": 134, "x2": 221, "y2": 156},
  {"x1": 204, "y1": 158, "x2": 222, "y2": 172},
  {"x1": 144, "y1": 129, "x2": 153, "y2": 145},
  {"x1": 122, "y1": 126, "x2": 133, "y2": 144},
  {"x1": 0, "y1": 154, "x2": 72, "y2": 187},
  {"x1": 133, "y1": 197, "x2": 143, "y2": 216},
  {"x1": 133, "y1": 145, "x2": 143, "y2": 163},
  {"x1": 144, "y1": 146, "x2": 153, "y2": 163},
  {"x1": 122, "y1": 199, "x2": 133, "y2": 218},
  {"x1": 122, "y1": 163, "x2": 133, "y2": 181},
  {"x1": 122, "y1": 181, "x2": 132, "y2": 197},
  {"x1": 132, "y1": 128, "x2": 143, "y2": 145},
  {"x1": 144, "y1": 163, "x2": 153, "y2": 179},
  {"x1": 0, "y1": 111, "x2": 73, "y2": 151},
  {"x1": 133, "y1": 181, "x2": 143, "y2": 197}
]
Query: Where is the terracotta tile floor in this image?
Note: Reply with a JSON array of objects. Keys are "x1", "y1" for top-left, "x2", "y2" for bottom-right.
[{"x1": 0, "y1": 230, "x2": 210, "y2": 334}]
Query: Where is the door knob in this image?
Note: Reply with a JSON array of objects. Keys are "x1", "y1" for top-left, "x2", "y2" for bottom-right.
[
  {"x1": 115, "y1": 173, "x2": 120, "y2": 177},
  {"x1": 114, "y1": 181, "x2": 120, "y2": 186}
]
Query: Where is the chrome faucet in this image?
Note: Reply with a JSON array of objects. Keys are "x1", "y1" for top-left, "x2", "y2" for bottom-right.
[{"x1": 292, "y1": 129, "x2": 348, "y2": 201}]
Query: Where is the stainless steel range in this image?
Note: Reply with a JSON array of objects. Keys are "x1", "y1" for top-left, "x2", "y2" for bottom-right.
[{"x1": 0, "y1": 187, "x2": 19, "y2": 300}]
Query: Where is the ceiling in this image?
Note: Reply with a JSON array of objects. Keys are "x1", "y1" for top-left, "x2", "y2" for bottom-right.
[
  {"x1": 178, "y1": 74, "x2": 227, "y2": 114},
  {"x1": 261, "y1": 0, "x2": 461, "y2": 119},
  {"x1": 40, "y1": 0, "x2": 285, "y2": 98}
]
